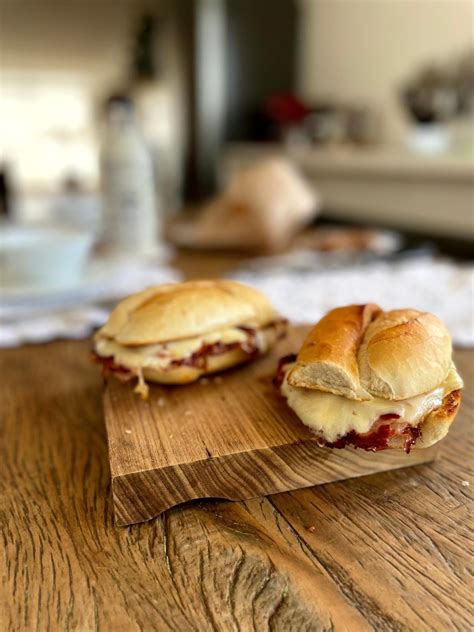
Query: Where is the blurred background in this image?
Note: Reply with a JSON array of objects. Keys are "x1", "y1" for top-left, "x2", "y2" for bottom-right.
[{"x1": 1, "y1": 0, "x2": 473, "y2": 347}]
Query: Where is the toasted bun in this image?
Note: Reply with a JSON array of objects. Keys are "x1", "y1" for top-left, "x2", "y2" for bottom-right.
[
  {"x1": 288, "y1": 305, "x2": 453, "y2": 400},
  {"x1": 417, "y1": 389, "x2": 461, "y2": 448},
  {"x1": 390, "y1": 389, "x2": 461, "y2": 450},
  {"x1": 98, "y1": 280, "x2": 278, "y2": 346},
  {"x1": 287, "y1": 304, "x2": 381, "y2": 399},
  {"x1": 358, "y1": 309, "x2": 452, "y2": 400}
]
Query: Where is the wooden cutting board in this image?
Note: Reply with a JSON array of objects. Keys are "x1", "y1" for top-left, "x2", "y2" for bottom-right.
[{"x1": 103, "y1": 326, "x2": 438, "y2": 526}]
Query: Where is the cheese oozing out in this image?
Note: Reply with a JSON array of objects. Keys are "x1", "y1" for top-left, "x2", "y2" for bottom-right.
[
  {"x1": 281, "y1": 363, "x2": 463, "y2": 443},
  {"x1": 95, "y1": 326, "x2": 268, "y2": 371}
]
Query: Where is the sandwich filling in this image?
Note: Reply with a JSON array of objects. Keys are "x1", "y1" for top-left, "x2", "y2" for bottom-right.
[
  {"x1": 278, "y1": 357, "x2": 463, "y2": 452},
  {"x1": 95, "y1": 319, "x2": 286, "y2": 396},
  {"x1": 96, "y1": 326, "x2": 255, "y2": 370}
]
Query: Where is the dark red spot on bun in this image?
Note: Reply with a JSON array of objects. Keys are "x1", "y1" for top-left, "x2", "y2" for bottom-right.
[
  {"x1": 379, "y1": 413, "x2": 401, "y2": 421},
  {"x1": 273, "y1": 353, "x2": 297, "y2": 388}
]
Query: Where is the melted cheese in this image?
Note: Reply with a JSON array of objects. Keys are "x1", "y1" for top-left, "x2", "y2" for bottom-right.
[
  {"x1": 95, "y1": 327, "x2": 259, "y2": 371},
  {"x1": 281, "y1": 364, "x2": 463, "y2": 443}
]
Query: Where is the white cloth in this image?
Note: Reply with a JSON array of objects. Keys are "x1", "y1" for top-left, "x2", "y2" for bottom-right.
[
  {"x1": 0, "y1": 306, "x2": 109, "y2": 347},
  {"x1": 3, "y1": 253, "x2": 473, "y2": 348},
  {"x1": 231, "y1": 256, "x2": 474, "y2": 347},
  {"x1": 0, "y1": 258, "x2": 181, "y2": 347}
]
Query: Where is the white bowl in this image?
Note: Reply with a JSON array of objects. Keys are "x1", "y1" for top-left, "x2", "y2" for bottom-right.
[{"x1": 0, "y1": 226, "x2": 94, "y2": 288}]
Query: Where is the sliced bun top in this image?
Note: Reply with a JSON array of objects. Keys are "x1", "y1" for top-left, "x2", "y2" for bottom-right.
[
  {"x1": 97, "y1": 280, "x2": 279, "y2": 346},
  {"x1": 358, "y1": 309, "x2": 452, "y2": 400},
  {"x1": 287, "y1": 304, "x2": 453, "y2": 401}
]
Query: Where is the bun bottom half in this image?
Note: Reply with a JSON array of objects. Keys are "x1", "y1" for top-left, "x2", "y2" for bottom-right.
[
  {"x1": 136, "y1": 326, "x2": 282, "y2": 386},
  {"x1": 142, "y1": 346, "x2": 255, "y2": 385},
  {"x1": 320, "y1": 389, "x2": 461, "y2": 452},
  {"x1": 389, "y1": 389, "x2": 461, "y2": 450}
]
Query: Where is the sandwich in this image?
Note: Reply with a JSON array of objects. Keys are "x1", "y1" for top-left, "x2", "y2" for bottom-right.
[
  {"x1": 276, "y1": 304, "x2": 463, "y2": 452},
  {"x1": 94, "y1": 279, "x2": 287, "y2": 397}
]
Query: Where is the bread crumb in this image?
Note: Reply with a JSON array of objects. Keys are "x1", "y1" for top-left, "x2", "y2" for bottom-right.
[
  {"x1": 461, "y1": 480, "x2": 470, "y2": 487},
  {"x1": 184, "y1": 410, "x2": 193, "y2": 416},
  {"x1": 306, "y1": 525, "x2": 316, "y2": 533},
  {"x1": 125, "y1": 429, "x2": 132, "y2": 434},
  {"x1": 157, "y1": 397, "x2": 166, "y2": 407}
]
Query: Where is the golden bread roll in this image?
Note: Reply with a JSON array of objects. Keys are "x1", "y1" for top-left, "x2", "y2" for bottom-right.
[
  {"x1": 279, "y1": 304, "x2": 462, "y2": 452},
  {"x1": 94, "y1": 280, "x2": 286, "y2": 396},
  {"x1": 288, "y1": 305, "x2": 452, "y2": 401}
]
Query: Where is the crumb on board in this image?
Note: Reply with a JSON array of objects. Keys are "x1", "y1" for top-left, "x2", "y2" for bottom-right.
[
  {"x1": 157, "y1": 397, "x2": 166, "y2": 407},
  {"x1": 306, "y1": 525, "x2": 316, "y2": 533},
  {"x1": 461, "y1": 480, "x2": 470, "y2": 487},
  {"x1": 184, "y1": 410, "x2": 193, "y2": 416},
  {"x1": 124, "y1": 429, "x2": 132, "y2": 434}
]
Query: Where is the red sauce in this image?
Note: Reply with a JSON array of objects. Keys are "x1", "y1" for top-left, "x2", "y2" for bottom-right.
[
  {"x1": 326, "y1": 421, "x2": 421, "y2": 453},
  {"x1": 91, "y1": 352, "x2": 135, "y2": 381},
  {"x1": 403, "y1": 426, "x2": 422, "y2": 453},
  {"x1": 273, "y1": 353, "x2": 297, "y2": 388}
]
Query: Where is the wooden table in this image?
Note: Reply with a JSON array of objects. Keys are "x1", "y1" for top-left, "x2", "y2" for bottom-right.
[{"x1": 2, "y1": 255, "x2": 473, "y2": 631}]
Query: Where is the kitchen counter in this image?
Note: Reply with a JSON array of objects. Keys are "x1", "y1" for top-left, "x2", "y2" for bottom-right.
[{"x1": 222, "y1": 144, "x2": 474, "y2": 239}]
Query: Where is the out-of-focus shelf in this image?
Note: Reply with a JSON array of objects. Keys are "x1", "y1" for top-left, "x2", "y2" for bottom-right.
[{"x1": 221, "y1": 143, "x2": 474, "y2": 239}]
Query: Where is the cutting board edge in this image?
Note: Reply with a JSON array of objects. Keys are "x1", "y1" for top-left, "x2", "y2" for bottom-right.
[{"x1": 111, "y1": 441, "x2": 439, "y2": 526}]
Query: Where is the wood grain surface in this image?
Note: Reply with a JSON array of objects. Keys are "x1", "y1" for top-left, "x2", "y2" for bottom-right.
[
  {"x1": 104, "y1": 327, "x2": 438, "y2": 526},
  {"x1": 1, "y1": 337, "x2": 473, "y2": 631}
]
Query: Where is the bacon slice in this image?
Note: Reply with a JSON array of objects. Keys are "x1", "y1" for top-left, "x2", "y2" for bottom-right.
[
  {"x1": 171, "y1": 339, "x2": 258, "y2": 369},
  {"x1": 91, "y1": 352, "x2": 135, "y2": 382},
  {"x1": 325, "y1": 420, "x2": 422, "y2": 453}
]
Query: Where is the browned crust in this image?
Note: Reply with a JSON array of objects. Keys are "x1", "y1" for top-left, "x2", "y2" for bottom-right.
[
  {"x1": 434, "y1": 389, "x2": 461, "y2": 419},
  {"x1": 326, "y1": 389, "x2": 462, "y2": 452},
  {"x1": 416, "y1": 388, "x2": 461, "y2": 445},
  {"x1": 387, "y1": 389, "x2": 462, "y2": 450}
]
